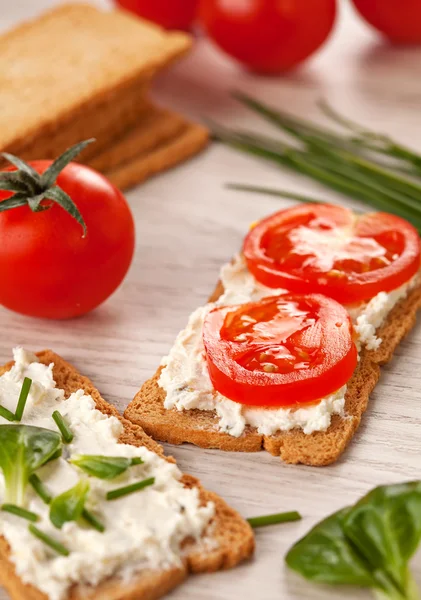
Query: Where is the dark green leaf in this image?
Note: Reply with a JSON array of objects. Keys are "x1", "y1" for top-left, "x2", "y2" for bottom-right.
[
  {"x1": 0, "y1": 425, "x2": 62, "y2": 507},
  {"x1": 41, "y1": 139, "x2": 95, "y2": 188},
  {"x1": 0, "y1": 172, "x2": 32, "y2": 193},
  {"x1": 70, "y1": 454, "x2": 143, "y2": 479},
  {"x1": 286, "y1": 508, "x2": 376, "y2": 587},
  {"x1": 49, "y1": 479, "x2": 90, "y2": 529},
  {"x1": 343, "y1": 482, "x2": 421, "y2": 593},
  {"x1": 1, "y1": 153, "x2": 41, "y2": 181},
  {"x1": 44, "y1": 186, "x2": 87, "y2": 236},
  {"x1": 0, "y1": 194, "x2": 30, "y2": 211}
]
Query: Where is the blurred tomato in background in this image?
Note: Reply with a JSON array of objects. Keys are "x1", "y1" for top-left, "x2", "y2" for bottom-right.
[
  {"x1": 115, "y1": 0, "x2": 199, "y2": 30},
  {"x1": 199, "y1": 0, "x2": 337, "y2": 73},
  {"x1": 351, "y1": 0, "x2": 421, "y2": 44}
]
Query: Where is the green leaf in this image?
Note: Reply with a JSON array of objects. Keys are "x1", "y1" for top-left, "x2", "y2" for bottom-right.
[
  {"x1": 1, "y1": 153, "x2": 41, "y2": 181},
  {"x1": 41, "y1": 139, "x2": 95, "y2": 188},
  {"x1": 49, "y1": 479, "x2": 90, "y2": 529},
  {"x1": 0, "y1": 172, "x2": 32, "y2": 193},
  {"x1": 343, "y1": 482, "x2": 421, "y2": 595},
  {"x1": 70, "y1": 454, "x2": 143, "y2": 480},
  {"x1": 286, "y1": 508, "x2": 376, "y2": 587},
  {"x1": 0, "y1": 425, "x2": 62, "y2": 507},
  {"x1": 44, "y1": 186, "x2": 87, "y2": 236},
  {"x1": 0, "y1": 194, "x2": 30, "y2": 211}
]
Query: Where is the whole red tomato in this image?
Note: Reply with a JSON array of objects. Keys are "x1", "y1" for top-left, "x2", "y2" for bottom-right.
[
  {"x1": 199, "y1": 0, "x2": 337, "y2": 73},
  {"x1": 351, "y1": 0, "x2": 421, "y2": 44},
  {"x1": 115, "y1": 0, "x2": 199, "y2": 30},
  {"x1": 0, "y1": 147, "x2": 135, "y2": 320}
]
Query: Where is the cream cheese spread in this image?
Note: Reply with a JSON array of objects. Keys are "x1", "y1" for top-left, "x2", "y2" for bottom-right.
[
  {"x1": 159, "y1": 254, "x2": 417, "y2": 438},
  {"x1": 0, "y1": 348, "x2": 214, "y2": 600}
]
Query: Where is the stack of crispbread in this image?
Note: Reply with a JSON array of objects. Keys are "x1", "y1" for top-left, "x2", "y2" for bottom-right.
[{"x1": 0, "y1": 3, "x2": 209, "y2": 190}]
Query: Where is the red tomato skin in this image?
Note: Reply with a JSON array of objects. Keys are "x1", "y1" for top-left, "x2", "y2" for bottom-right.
[
  {"x1": 115, "y1": 0, "x2": 199, "y2": 30},
  {"x1": 199, "y1": 0, "x2": 337, "y2": 73},
  {"x1": 0, "y1": 162, "x2": 135, "y2": 320},
  {"x1": 352, "y1": 0, "x2": 421, "y2": 44},
  {"x1": 244, "y1": 204, "x2": 421, "y2": 304},
  {"x1": 203, "y1": 294, "x2": 358, "y2": 407}
]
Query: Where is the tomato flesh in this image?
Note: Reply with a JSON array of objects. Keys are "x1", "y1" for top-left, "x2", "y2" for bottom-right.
[
  {"x1": 244, "y1": 204, "x2": 421, "y2": 304},
  {"x1": 203, "y1": 294, "x2": 357, "y2": 407}
]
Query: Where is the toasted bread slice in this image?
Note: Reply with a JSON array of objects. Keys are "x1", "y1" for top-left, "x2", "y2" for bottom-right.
[
  {"x1": 100, "y1": 116, "x2": 209, "y2": 191},
  {"x1": 0, "y1": 3, "x2": 191, "y2": 154},
  {"x1": 125, "y1": 280, "x2": 421, "y2": 466},
  {"x1": 0, "y1": 351, "x2": 254, "y2": 600}
]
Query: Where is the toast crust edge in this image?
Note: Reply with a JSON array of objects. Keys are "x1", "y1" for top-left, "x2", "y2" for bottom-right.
[
  {"x1": 125, "y1": 280, "x2": 421, "y2": 466},
  {"x1": 0, "y1": 351, "x2": 254, "y2": 600}
]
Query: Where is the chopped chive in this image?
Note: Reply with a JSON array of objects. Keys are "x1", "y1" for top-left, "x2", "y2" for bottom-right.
[
  {"x1": 52, "y1": 411, "x2": 73, "y2": 444},
  {"x1": 14, "y1": 377, "x2": 32, "y2": 421},
  {"x1": 0, "y1": 405, "x2": 16, "y2": 422},
  {"x1": 106, "y1": 477, "x2": 155, "y2": 501},
  {"x1": 2, "y1": 504, "x2": 39, "y2": 522},
  {"x1": 130, "y1": 457, "x2": 144, "y2": 466},
  {"x1": 28, "y1": 524, "x2": 69, "y2": 557},
  {"x1": 29, "y1": 474, "x2": 53, "y2": 505},
  {"x1": 247, "y1": 511, "x2": 302, "y2": 528},
  {"x1": 82, "y1": 508, "x2": 105, "y2": 533}
]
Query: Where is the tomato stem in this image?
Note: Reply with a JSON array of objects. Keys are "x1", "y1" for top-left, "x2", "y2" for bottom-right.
[{"x1": 0, "y1": 139, "x2": 95, "y2": 236}]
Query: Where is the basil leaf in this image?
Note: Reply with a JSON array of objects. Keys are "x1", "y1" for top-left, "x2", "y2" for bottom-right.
[
  {"x1": 343, "y1": 482, "x2": 421, "y2": 595},
  {"x1": 0, "y1": 425, "x2": 62, "y2": 507},
  {"x1": 49, "y1": 479, "x2": 90, "y2": 529},
  {"x1": 286, "y1": 508, "x2": 376, "y2": 587},
  {"x1": 70, "y1": 455, "x2": 143, "y2": 479}
]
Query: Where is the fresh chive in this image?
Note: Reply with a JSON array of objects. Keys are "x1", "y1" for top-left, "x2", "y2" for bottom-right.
[
  {"x1": 247, "y1": 511, "x2": 302, "y2": 528},
  {"x1": 82, "y1": 508, "x2": 105, "y2": 533},
  {"x1": 130, "y1": 458, "x2": 143, "y2": 466},
  {"x1": 52, "y1": 411, "x2": 73, "y2": 444},
  {"x1": 2, "y1": 504, "x2": 39, "y2": 522},
  {"x1": 106, "y1": 477, "x2": 155, "y2": 501},
  {"x1": 28, "y1": 524, "x2": 69, "y2": 557},
  {"x1": 14, "y1": 377, "x2": 32, "y2": 421},
  {"x1": 226, "y1": 183, "x2": 328, "y2": 205},
  {"x1": 29, "y1": 474, "x2": 53, "y2": 505},
  {"x1": 0, "y1": 405, "x2": 16, "y2": 422}
]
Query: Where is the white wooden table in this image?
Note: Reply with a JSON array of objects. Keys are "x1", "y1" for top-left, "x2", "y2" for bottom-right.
[{"x1": 1, "y1": 1, "x2": 421, "y2": 598}]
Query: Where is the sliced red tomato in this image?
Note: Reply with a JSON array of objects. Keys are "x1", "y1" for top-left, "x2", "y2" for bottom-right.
[
  {"x1": 243, "y1": 204, "x2": 421, "y2": 304},
  {"x1": 203, "y1": 294, "x2": 357, "y2": 407}
]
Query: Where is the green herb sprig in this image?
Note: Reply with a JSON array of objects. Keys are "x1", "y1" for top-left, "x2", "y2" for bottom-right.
[
  {"x1": 0, "y1": 425, "x2": 62, "y2": 507},
  {"x1": 286, "y1": 481, "x2": 421, "y2": 600},
  {"x1": 29, "y1": 524, "x2": 69, "y2": 557},
  {"x1": 0, "y1": 377, "x2": 32, "y2": 422},
  {"x1": 70, "y1": 454, "x2": 143, "y2": 480},
  {"x1": 247, "y1": 511, "x2": 301, "y2": 528},
  {"x1": 215, "y1": 93, "x2": 421, "y2": 232},
  {"x1": 49, "y1": 480, "x2": 90, "y2": 529},
  {"x1": 52, "y1": 411, "x2": 73, "y2": 444},
  {"x1": 2, "y1": 503, "x2": 39, "y2": 522},
  {"x1": 107, "y1": 477, "x2": 155, "y2": 501}
]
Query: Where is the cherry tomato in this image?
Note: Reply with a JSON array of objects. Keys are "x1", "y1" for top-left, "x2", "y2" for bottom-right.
[
  {"x1": 203, "y1": 294, "x2": 357, "y2": 406},
  {"x1": 243, "y1": 204, "x2": 421, "y2": 304},
  {"x1": 0, "y1": 161, "x2": 135, "y2": 320},
  {"x1": 351, "y1": 0, "x2": 421, "y2": 44},
  {"x1": 115, "y1": 0, "x2": 199, "y2": 30},
  {"x1": 199, "y1": 0, "x2": 337, "y2": 73}
]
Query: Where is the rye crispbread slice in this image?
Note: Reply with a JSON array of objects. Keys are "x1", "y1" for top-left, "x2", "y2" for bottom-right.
[
  {"x1": 0, "y1": 3, "x2": 191, "y2": 155},
  {"x1": 0, "y1": 351, "x2": 254, "y2": 600},
  {"x1": 125, "y1": 280, "x2": 421, "y2": 466},
  {"x1": 100, "y1": 117, "x2": 209, "y2": 191}
]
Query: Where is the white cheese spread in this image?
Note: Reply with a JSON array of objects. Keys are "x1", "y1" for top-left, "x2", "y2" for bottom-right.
[
  {"x1": 0, "y1": 348, "x2": 214, "y2": 600},
  {"x1": 159, "y1": 254, "x2": 417, "y2": 438}
]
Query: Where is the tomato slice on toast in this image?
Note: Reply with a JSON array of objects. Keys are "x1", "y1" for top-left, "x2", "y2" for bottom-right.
[
  {"x1": 203, "y1": 294, "x2": 357, "y2": 407},
  {"x1": 243, "y1": 204, "x2": 420, "y2": 304}
]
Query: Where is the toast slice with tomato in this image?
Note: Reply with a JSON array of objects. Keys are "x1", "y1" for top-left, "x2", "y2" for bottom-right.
[
  {"x1": 125, "y1": 202, "x2": 421, "y2": 466},
  {"x1": 0, "y1": 351, "x2": 254, "y2": 600},
  {"x1": 126, "y1": 278, "x2": 421, "y2": 466}
]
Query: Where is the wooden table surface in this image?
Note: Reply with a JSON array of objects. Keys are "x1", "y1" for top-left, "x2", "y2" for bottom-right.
[{"x1": 1, "y1": 1, "x2": 421, "y2": 599}]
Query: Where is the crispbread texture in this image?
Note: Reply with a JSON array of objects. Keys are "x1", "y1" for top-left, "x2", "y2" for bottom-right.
[
  {"x1": 102, "y1": 119, "x2": 209, "y2": 191},
  {"x1": 125, "y1": 281, "x2": 421, "y2": 466},
  {"x1": 0, "y1": 3, "x2": 191, "y2": 154},
  {"x1": 0, "y1": 351, "x2": 254, "y2": 600}
]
